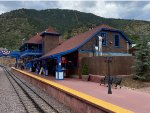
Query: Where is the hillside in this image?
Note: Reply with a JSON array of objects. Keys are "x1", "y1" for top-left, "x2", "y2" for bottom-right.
[{"x1": 0, "y1": 8, "x2": 150, "y2": 50}]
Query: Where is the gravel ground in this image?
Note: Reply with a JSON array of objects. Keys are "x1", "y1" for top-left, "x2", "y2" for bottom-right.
[
  {"x1": 135, "y1": 87, "x2": 150, "y2": 93},
  {"x1": 0, "y1": 68, "x2": 26, "y2": 113},
  {"x1": 122, "y1": 86, "x2": 150, "y2": 94}
]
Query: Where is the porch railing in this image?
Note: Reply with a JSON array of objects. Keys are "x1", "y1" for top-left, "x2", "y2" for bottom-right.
[{"x1": 20, "y1": 49, "x2": 43, "y2": 57}]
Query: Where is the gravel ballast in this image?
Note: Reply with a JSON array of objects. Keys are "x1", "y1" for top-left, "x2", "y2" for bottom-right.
[
  {"x1": 0, "y1": 67, "x2": 75, "y2": 113},
  {"x1": 0, "y1": 68, "x2": 26, "y2": 113}
]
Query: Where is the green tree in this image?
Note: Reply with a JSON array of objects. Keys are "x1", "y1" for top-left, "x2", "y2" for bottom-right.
[{"x1": 133, "y1": 37, "x2": 150, "y2": 81}]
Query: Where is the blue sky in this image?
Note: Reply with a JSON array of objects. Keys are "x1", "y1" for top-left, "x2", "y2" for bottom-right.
[{"x1": 0, "y1": 1, "x2": 150, "y2": 21}]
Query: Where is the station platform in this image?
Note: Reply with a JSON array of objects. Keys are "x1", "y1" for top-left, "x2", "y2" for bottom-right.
[{"x1": 11, "y1": 67, "x2": 150, "y2": 113}]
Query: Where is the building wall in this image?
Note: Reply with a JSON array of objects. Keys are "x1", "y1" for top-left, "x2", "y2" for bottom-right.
[
  {"x1": 102, "y1": 31, "x2": 128, "y2": 53},
  {"x1": 43, "y1": 35, "x2": 59, "y2": 54},
  {"x1": 77, "y1": 30, "x2": 131, "y2": 77},
  {"x1": 81, "y1": 56, "x2": 134, "y2": 75},
  {"x1": 78, "y1": 30, "x2": 129, "y2": 58}
]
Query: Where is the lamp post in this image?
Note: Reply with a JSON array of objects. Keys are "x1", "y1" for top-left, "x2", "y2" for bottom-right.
[
  {"x1": 105, "y1": 56, "x2": 113, "y2": 94},
  {"x1": 105, "y1": 41, "x2": 113, "y2": 94}
]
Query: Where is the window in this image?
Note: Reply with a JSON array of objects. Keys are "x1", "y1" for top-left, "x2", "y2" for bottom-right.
[
  {"x1": 95, "y1": 37, "x2": 98, "y2": 46},
  {"x1": 100, "y1": 33, "x2": 107, "y2": 46},
  {"x1": 114, "y1": 35, "x2": 120, "y2": 47}
]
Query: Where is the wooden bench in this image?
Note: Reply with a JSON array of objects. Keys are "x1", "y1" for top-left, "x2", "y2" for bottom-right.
[{"x1": 100, "y1": 76, "x2": 122, "y2": 88}]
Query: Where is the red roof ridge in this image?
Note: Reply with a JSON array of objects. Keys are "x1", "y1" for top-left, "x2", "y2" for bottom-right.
[
  {"x1": 95, "y1": 24, "x2": 115, "y2": 30},
  {"x1": 25, "y1": 33, "x2": 42, "y2": 44}
]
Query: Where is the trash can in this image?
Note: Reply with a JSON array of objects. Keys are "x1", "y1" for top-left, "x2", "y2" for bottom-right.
[{"x1": 56, "y1": 71, "x2": 64, "y2": 80}]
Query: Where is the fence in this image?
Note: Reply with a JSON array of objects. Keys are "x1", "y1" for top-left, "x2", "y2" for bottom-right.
[{"x1": 81, "y1": 56, "x2": 135, "y2": 76}]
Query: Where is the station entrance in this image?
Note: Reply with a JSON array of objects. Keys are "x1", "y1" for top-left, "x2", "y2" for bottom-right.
[{"x1": 30, "y1": 51, "x2": 79, "y2": 78}]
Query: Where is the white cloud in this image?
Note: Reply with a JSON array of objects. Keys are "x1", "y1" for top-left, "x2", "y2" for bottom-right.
[
  {"x1": 0, "y1": 1, "x2": 149, "y2": 21},
  {"x1": 57, "y1": 1, "x2": 121, "y2": 18},
  {"x1": 0, "y1": 4, "x2": 8, "y2": 14},
  {"x1": 90, "y1": 1, "x2": 120, "y2": 18},
  {"x1": 143, "y1": 3, "x2": 150, "y2": 11}
]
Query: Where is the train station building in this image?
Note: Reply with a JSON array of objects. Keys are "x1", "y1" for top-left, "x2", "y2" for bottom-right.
[{"x1": 18, "y1": 24, "x2": 132, "y2": 79}]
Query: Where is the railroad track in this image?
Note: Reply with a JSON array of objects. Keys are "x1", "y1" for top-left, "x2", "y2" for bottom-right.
[{"x1": 0, "y1": 65, "x2": 60, "y2": 113}]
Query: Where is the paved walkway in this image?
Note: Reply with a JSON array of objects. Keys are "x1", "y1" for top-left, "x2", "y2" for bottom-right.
[
  {"x1": 18, "y1": 70, "x2": 150, "y2": 113},
  {"x1": 53, "y1": 78, "x2": 150, "y2": 113}
]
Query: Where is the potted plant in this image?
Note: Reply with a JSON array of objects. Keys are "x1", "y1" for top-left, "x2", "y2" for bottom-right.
[{"x1": 82, "y1": 64, "x2": 89, "y2": 81}]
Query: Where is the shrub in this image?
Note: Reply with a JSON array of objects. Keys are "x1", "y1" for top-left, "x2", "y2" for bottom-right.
[{"x1": 82, "y1": 64, "x2": 89, "y2": 75}]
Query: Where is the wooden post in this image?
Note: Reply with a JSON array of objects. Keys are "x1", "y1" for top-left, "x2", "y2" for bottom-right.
[
  {"x1": 78, "y1": 53, "x2": 82, "y2": 79},
  {"x1": 57, "y1": 56, "x2": 62, "y2": 72}
]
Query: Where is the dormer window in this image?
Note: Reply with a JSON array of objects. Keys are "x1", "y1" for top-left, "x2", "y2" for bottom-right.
[{"x1": 100, "y1": 32, "x2": 107, "y2": 46}]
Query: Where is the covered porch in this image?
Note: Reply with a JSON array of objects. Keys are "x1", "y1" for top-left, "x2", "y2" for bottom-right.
[{"x1": 28, "y1": 50, "x2": 79, "y2": 79}]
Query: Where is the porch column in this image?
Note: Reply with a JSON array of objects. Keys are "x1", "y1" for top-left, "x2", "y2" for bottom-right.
[
  {"x1": 78, "y1": 53, "x2": 82, "y2": 79},
  {"x1": 56, "y1": 56, "x2": 64, "y2": 80},
  {"x1": 57, "y1": 55, "x2": 62, "y2": 72}
]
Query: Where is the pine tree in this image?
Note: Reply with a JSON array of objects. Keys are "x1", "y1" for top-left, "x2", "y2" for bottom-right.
[{"x1": 133, "y1": 37, "x2": 150, "y2": 81}]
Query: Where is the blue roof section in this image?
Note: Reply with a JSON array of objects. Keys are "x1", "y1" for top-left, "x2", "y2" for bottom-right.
[
  {"x1": 9, "y1": 51, "x2": 20, "y2": 57},
  {"x1": 20, "y1": 52, "x2": 42, "y2": 58},
  {"x1": 0, "y1": 50, "x2": 20, "y2": 58}
]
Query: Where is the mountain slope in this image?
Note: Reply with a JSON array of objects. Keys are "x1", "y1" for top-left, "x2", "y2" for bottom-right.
[{"x1": 0, "y1": 8, "x2": 150, "y2": 50}]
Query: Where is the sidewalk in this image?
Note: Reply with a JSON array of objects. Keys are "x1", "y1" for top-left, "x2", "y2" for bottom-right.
[{"x1": 52, "y1": 78, "x2": 150, "y2": 113}]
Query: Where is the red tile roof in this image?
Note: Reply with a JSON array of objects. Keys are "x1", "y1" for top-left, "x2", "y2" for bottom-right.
[
  {"x1": 46, "y1": 27, "x2": 58, "y2": 33},
  {"x1": 41, "y1": 27, "x2": 60, "y2": 36},
  {"x1": 42, "y1": 24, "x2": 114, "y2": 58},
  {"x1": 25, "y1": 33, "x2": 42, "y2": 44},
  {"x1": 25, "y1": 27, "x2": 58, "y2": 44}
]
